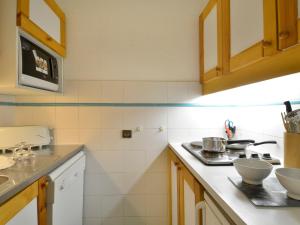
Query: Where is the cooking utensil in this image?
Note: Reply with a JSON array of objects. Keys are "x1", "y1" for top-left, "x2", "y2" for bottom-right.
[
  {"x1": 226, "y1": 140, "x2": 277, "y2": 150},
  {"x1": 225, "y1": 119, "x2": 236, "y2": 139},
  {"x1": 202, "y1": 137, "x2": 255, "y2": 153},
  {"x1": 284, "y1": 101, "x2": 293, "y2": 113}
]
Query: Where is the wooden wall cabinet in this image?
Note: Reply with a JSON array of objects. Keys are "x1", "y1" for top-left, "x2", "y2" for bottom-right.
[
  {"x1": 17, "y1": 0, "x2": 66, "y2": 56},
  {"x1": 201, "y1": 0, "x2": 300, "y2": 95}
]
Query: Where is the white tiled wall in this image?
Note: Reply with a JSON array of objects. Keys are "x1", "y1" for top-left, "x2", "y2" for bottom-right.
[
  {"x1": 0, "y1": 95, "x2": 15, "y2": 126},
  {"x1": 12, "y1": 80, "x2": 296, "y2": 225}
]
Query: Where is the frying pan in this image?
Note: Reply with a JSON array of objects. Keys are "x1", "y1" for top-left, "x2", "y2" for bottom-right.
[
  {"x1": 201, "y1": 137, "x2": 255, "y2": 153},
  {"x1": 226, "y1": 140, "x2": 277, "y2": 150}
]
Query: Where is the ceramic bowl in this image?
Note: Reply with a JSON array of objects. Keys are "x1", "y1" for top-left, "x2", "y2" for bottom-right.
[
  {"x1": 276, "y1": 168, "x2": 300, "y2": 200},
  {"x1": 233, "y1": 158, "x2": 273, "y2": 185}
]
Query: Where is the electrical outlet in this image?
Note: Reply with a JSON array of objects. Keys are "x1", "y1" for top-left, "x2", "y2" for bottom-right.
[{"x1": 122, "y1": 130, "x2": 132, "y2": 138}]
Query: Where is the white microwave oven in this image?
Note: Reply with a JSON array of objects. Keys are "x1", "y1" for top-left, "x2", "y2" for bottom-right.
[{"x1": 17, "y1": 29, "x2": 63, "y2": 92}]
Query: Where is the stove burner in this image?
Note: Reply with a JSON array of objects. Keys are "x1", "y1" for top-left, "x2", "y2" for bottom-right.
[{"x1": 182, "y1": 142, "x2": 281, "y2": 166}]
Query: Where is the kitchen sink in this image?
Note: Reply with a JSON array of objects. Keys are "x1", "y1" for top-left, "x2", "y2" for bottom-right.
[{"x1": 0, "y1": 175, "x2": 9, "y2": 186}]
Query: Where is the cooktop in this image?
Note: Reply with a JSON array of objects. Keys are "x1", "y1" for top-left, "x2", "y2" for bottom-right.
[{"x1": 182, "y1": 142, "x2": 281, "y2": 166}]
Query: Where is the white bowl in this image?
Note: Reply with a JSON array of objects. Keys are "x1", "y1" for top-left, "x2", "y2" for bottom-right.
[
  {"x1": 276, "y1": 168, "x2": 300, "y2": 200},
  {"x1": 233, "y1": 159, "x2": 273, "y2": 185}
]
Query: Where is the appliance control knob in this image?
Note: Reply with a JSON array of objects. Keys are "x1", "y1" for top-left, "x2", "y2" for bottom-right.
[
  {"x1": 239, "y1": 154, "x2": 246, "y2": 158},
  {"x1": 262, "y1": 153, "x2": 272, "y2": 160},
  {"x1": 251, "y1": 153, "x2": 259, "y2": 159}
]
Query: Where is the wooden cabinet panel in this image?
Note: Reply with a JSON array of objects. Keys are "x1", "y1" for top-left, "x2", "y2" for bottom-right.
[
  {"x1": 230, "y1": 0, "x2": 264, "y2": 57},
  {"x1": 0, "y1": 181, "x2": 38, "y2": 225},
  {"x1": 205, "y1": 202, "x2": 223, "y2": 225},
  {"x1": 180, "y1": 167, "x2": 196, "y2": 225},
  {"x1": 29, "y1": 0, "x2": 61, "y2": 43},
  {"x1": 228, "y1": 0, "x2": 277, "y2": 72},
  {"x1": 203, "y1": 5, "x2": 218, "y2": 73},
  {"x1": 200, "y1": 0, "x2": 223, "y2": 82}
]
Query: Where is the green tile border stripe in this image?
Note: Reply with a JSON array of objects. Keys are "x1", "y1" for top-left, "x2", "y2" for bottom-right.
[{"x1": 0, "y1": 101, "x2": 300, "y2": 107}]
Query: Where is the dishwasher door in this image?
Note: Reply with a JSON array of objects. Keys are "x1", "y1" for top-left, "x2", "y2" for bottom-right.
[{"x1": 47, "y1": 151, "x2": 86, "y2": 225}]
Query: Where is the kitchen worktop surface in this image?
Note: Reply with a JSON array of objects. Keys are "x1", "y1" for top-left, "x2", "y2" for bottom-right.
[
  {"x1": 0, "y1": 145, "x2": 83, "y2": 205},
  {"x1": 169, "y1": 142, "x2": 300, "y2": 225}
]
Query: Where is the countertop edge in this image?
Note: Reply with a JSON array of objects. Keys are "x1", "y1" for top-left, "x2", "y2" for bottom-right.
[
  {"x1": 168, "y1": 143, "x2": 246, "y2": 225},
  {"x1": 0, "y1": 145, "x2": 84, "y2": 205}
]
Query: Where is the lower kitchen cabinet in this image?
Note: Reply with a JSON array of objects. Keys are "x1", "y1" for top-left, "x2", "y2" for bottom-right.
[{"x1": 169, "y1": 149, "x2": 233, "y2": 225}]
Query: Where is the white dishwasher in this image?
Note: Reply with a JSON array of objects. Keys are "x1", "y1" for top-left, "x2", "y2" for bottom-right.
[{"x1": 47, "y1": 151, "x2": 86, "y2": 225}]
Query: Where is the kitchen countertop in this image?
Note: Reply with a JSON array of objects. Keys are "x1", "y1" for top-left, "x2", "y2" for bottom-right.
[
  {"x1": 0, "y1": 145, "x2": 83, "y2": 205},
  {"x1": 169, "y1": 142, "x2": 300, "y2": 225}
]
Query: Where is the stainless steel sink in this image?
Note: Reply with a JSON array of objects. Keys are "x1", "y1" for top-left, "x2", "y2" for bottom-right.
[{"x1": 0, "y1": 175, "x2": 9, "y2": 185}]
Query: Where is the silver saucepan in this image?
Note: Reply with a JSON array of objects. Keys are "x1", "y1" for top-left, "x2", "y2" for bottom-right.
[{"x1": 202, "y1": 137, "x2": 255, "y2": 153}]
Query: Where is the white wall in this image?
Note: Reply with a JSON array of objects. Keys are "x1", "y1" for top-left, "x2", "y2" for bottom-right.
[
  {"x1": 0, "y1": 95, "x2": 15, "y2": 126},
  {"x1": 56, "y1": 0, "x2": 205, "y2": 81}
]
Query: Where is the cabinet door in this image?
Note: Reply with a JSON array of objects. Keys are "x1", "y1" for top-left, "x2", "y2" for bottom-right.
[
  {"x1": 204, "y1": 192, "x2": 230, "y2": 225},
  {"x1": 199, "y1": 0, "x2": 223, "y2": 82},
  {"x1": 17, "y1": 0, "x2": 66, "y2": 56},
  {"x1": 229, "y1": 0, "x2": 277, "y2": 72},
  {"x1": 0, "y1": 181, "x2": 38, "y2": 225},
  {"x1": 6, "y1": 198, "x2": 38, "y2": 225},
  {"x1": 277, "y1": 0, "x2": 298, "y2": 50},
  {"x1": 179, "y1": 166, "x2": 204, "y2": 225},
  {"x1": 29, "y1": 0, "x2": 61, "y2": 43}
]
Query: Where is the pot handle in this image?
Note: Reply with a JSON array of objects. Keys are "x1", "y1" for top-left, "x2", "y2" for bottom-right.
[
  {"x1": 227, "y1": 139, "x2": 255, "y2": 144},
  {"x1": 253, "y1": 141, "x2": 277, "y2": 146}
]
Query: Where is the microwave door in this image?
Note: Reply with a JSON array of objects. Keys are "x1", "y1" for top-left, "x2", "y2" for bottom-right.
[{"x1": 19, "y1": 36, "x2": 59, "y2": 92}]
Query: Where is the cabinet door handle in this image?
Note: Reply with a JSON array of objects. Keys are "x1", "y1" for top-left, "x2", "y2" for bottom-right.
[
  {"x1": 279, "y1": 31, "x2": 290, "y2": 40},
  {"x1": 195, "y1": 201, "x2": 206, "y2": 225},
  {"x1": 46, "y1": 36, "x2": 53, "y2": 41}
]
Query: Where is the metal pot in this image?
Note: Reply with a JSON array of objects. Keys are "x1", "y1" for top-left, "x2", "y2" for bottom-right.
[{"x1": 202, "y1": 137, "x2": 255, "y2": 153}]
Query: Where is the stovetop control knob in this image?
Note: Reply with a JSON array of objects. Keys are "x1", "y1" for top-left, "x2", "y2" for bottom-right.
[
  {"x1": 262, "y1": 153, "x2": 272, "y2": 160},
  {"x1": 239, "y1": 153, "x2": 246, "y2": 158},
  {"x1": 251, "y1": 153, "x2": 259, "y2": 159}
]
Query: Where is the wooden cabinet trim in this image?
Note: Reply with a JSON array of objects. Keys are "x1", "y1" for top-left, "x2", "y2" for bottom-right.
[
  {"x1": 38, "y1": 176, "x2": 48, "y2": 225},
  {"x1": 230, "y1": 42, "x2": 264, "y2": 72},
  {"x1": 277, "y1": 0, "x2": 298, "y2": 50},
  {"x1": 17, "y1": 0, "x2": 30, "y2": 17},
  {"x1": 263, "y1": 0, "x2": 278, "y2": 56},
  {"x1": 298, "y1": 20, "x2": 300, "y2": 41},
  {"x1": 203, "y1": 42, "x2": 300, "y2": 94},
  {"x1": 0, "y1": 181, "x2": 38, "y2": 225}
]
